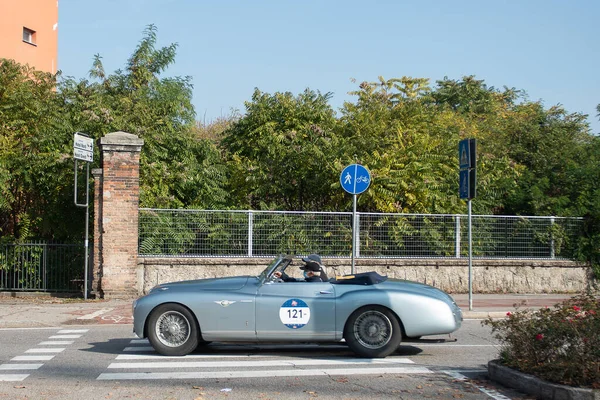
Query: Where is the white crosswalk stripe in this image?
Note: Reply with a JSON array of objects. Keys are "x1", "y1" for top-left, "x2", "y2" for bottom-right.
[
  {"x1": 98, "y1": 340, "x2": 433, "y2": 381},
  {"x1": 0, "y1": 364, "x2": 43, "y2": 370},
  {"x1": 0, "y1": 374, "x2": 29, "y2": 381},
  {"x1": 0, "y1": 328, "x2": 88, "y2": 382},
  {"x1": 25, "y1": 348, "x2": 65, "y2": 353},
  {"x1": 98, "y1": 366, "x2": 433, "y2": 380},
  {"x1": 108, "y1": 357, "x2": 416, "y2": 369}
]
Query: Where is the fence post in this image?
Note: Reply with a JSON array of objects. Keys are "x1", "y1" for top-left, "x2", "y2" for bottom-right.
[
  {"x1": 550, "y1": 216, "x2": 555, "y2": 259},
  {"x1": 455, "y1": 214, "x2": 461, "y2": 258},
  {"x1": 355, "y1": 212, "x2": 361, "y2": 258},
  {"x1": 248, "y1": 211, "x2": 253, "y2": 257}
]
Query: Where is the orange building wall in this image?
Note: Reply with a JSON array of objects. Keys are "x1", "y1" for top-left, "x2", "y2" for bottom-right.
[{"x1": 0, "y1": 0, "x2": 59, "y2": 74}]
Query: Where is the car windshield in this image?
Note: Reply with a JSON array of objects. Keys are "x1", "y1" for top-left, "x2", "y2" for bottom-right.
[{"x1": 257, "y1": 255, "x2": 290, "y2": 282}]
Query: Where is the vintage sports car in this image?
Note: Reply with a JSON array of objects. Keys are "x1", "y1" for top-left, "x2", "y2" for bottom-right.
[{"x1": 133, "y1": 255, "x2": 462, "y2": 358}]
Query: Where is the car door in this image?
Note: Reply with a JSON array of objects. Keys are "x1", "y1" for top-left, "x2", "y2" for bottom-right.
[{"x1": 255, "y1": 280, "x2": 336, "y2": 341}]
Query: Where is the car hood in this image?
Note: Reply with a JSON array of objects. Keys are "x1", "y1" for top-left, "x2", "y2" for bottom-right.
[{"x1": 151, "y1": 276, "x2": 250, "y2": 292}]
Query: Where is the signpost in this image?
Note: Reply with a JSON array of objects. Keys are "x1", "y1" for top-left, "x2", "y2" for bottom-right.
[
  {"x1": 459, "y1": 139, "x2": 476, "y2": 311},
  {"x1": 340, "y1": 164, "x2": 371, "y2": 273},
  {"x1": 74, "y1": 133, "x2": 93, "y2": 299}
]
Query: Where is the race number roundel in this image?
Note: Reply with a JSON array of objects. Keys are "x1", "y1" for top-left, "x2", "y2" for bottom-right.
[{"x1": 279, "y1": 298, "x2": 311, "y2": 329}]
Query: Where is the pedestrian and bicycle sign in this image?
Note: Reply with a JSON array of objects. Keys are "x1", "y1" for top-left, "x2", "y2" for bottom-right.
[
  {"x1": 340, "y1": 164, "x2": 371, "y2": 195},
  {"x1": 340, "y1": 163, "x2": 371, "y2": 274}
]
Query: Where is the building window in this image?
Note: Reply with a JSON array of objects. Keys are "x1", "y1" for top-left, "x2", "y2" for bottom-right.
[{"x1": 23, "y1": 27, "x2": 36, "y2": 45}]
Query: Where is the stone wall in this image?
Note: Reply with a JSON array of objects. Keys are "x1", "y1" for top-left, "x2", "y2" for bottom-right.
[{"x1": 138, "y1": 257, "x2": 595, "y2": 295}]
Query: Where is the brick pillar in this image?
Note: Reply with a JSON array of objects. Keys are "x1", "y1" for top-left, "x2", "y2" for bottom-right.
[{"x1": 96, "y1": 131, "x2": 144, "y2": 298}]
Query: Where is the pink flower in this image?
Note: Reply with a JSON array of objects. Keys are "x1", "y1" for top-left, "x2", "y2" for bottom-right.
[
  {"x1": 506, "y1": 312, "x2": 512, "y2": 317},
  {"x1": 535, "y1": 334, "x2": 544, "y2": 341},
  {"x1": 573, "y1": 306, "x2": 581, "y2": 311}
]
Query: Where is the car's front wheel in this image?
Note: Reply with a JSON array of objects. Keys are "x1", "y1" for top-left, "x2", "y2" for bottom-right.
[
  {"x1": 344, "y1": 306, "x2": 402, "y2": 358},
  {"x1": 147, "y1": 303, "x2": 198, "y2": 356}
]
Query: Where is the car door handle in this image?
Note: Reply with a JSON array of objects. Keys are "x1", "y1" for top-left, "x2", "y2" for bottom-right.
[{"x1": 319, "y1": 290, "x2": 333, "y2": 294}]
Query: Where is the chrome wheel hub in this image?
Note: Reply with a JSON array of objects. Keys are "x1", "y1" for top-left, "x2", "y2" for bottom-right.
[
  {"x1": 155, "y1": 311, "x2": 191, "y2": 348},
  {"x1": 354, "y1": 310, "x2": 392, "y2": 349}
]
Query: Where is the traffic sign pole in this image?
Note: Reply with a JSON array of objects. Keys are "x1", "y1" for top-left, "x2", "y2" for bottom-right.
[
  {"x1": 352, "y1": 194, "x2": 357, "y2": 274},
  {"x1": 340, "y1": 164, "x2": 371, "y2": 274},
  {"x1": 468, "y1": 199, "x2": 473, "y2": 311},
  {"x1": 459, "y1": 138, "x2": 476, "y2": 311},
  {"x1": 74, "y1": 133, "x2": 93, "y2": 300}
]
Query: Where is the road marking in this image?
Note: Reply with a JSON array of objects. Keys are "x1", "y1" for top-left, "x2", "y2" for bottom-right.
[
  {"x1": 0, "y1": 327, "x2": 62, "y2": 331},
  {"x1": 98, "y1": 366, "x2": 432, "y2": 380},
  {"x1": 0, "y1": 328, "x2": 88, "y2": 382},
  {"x1": 443, "y1": 370, "x2": 512, "y2": 400},
  {"x1": 108, "y1": 357, "x2": 416, "y2": 369},
  {"x1": 11, "y1": 355, "x2": 54, "y2": 361},
  {"x1": 25, "y1": 348, "x2": 65, "y2": 353},
  {"x1": 0, "y1": 364, "x2": 43, "y2": 370},
  {"x1": 48, "y1": 334, "x2": 82, "y2": 339},
  {"x1": 116, "y1": 353, "x2": 280, "y2": 360},
  {"x1": 39, "y1": 341, "x2": 74, "y2": 345},
  {"x1": 77, "y1": 309, "x2": 113, "y2": 320},
  {"x1": 0, "y1": 374, "x2": 28, "y2": 381}
]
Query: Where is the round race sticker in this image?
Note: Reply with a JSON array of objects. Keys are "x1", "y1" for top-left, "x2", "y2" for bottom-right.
[{"x1": 279, "y1": 298, "x2": 311, "y2": 329}]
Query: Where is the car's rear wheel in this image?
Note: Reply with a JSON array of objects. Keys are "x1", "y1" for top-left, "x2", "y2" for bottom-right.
[
  {"x1": 344, "y1": 306, "x2": 402, "y2": 358},
  {"x1": 147, "y1": 303, "x2": 198, "y2": 356}
]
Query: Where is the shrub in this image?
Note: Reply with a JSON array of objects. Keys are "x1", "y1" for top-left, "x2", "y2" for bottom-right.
[{"x1": 483, "y1": 293, "x2": 600, "y2": 388}]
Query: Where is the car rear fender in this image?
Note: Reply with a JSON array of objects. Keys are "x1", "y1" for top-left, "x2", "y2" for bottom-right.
[{"x1": 335, "y1": 290, "x2": 458, "y2": 339}]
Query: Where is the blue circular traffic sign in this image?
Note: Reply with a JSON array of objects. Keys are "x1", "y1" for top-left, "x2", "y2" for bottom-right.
[{"x1": 340, "y1": 164, "x2": 371, "y2": 195}]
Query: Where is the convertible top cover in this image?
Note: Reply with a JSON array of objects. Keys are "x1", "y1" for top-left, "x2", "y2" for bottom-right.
[{"x1": 331, "y1": 272, "x2": 387, "y2": 285}]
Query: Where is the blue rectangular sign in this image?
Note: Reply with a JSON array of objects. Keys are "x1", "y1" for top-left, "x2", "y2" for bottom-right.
[
  {"x1": 460, "y1": 169, "x2": 470, "y2": 199},
  {"x1": 459, "y1": 139, "x2": 470, "y2": 170}
]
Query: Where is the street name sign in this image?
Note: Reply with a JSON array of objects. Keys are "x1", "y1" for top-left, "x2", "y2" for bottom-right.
[{"x1": 74, "y1": 132, "x2": 94, "y2": 162}]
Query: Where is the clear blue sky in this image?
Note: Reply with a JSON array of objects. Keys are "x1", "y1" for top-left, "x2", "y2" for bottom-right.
[{"x1": 58, "y1": 0, "x2": 599, "y2": 133}]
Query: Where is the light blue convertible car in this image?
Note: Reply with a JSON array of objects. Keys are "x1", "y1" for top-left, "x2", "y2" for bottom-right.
[{"x1": 133, "y1": 255, "x2": 462, "y2": 358}]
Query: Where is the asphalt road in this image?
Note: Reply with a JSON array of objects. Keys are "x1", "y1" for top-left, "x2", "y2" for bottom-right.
[{"x1": 0, "y1": 320, "x2": 535, "y2": 400}]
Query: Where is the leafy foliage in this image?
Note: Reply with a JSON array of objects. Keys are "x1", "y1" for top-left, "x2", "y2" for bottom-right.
[
  {"x1": 58, "y1": 25, "x2": 229, "y2": 209},
  {"x1": 483, "y1": 294, "x2": 600, "y2": 388},
  {"x1": 0, "y1": 59, "x2": 77, "y2": 240},
  {"x1": 222, "y1": 88, "x2": 339, "y2": 210}
]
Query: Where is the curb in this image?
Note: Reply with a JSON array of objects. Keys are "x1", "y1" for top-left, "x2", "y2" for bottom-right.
[
  {"x1": 488, "y1": 360, "x2": 600, "y2": 400},
  {"x1": 462, "y1": 311, "x2": 508, "y2": 319}
]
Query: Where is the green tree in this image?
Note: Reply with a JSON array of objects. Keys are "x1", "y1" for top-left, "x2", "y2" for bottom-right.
[
  {"x1": 222, "y1": 88, "x2": 338, "y2": 210},
  {"x1": 0, "y1": 59, "x2": 77, "y2": 240},
  {"x1": 336, "y1": 76, "x2": 520, "y2": 215},
  {"x1": 58, "y1": 25, "x2": 229, "y2": 209}
]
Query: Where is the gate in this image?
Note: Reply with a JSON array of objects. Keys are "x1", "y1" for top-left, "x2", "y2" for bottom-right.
[{"x1": 0, "y1": 242, "x2": 86, "y2": 292}]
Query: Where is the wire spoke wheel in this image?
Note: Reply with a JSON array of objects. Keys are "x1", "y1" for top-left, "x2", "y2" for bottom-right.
[
  {"x1": 344, "y1": 306, "x2": 402, "y2": 358},
  {"x1": 353, "y1": 310, "x2": 392, "y2": 349},
  {"x1": 155, "y1": 310, "x2": 191, "y2": 348},
  {"x1": 147, "y1": 303, "x2": 199, "y2": 356}
]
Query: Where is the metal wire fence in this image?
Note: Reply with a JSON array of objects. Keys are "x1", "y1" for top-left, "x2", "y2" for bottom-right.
[
  {"x1": 139, "y1": 209, "x2": 583, "y2": 259},
  {"x1": 0, "y1": 242, "x2": 86, "y2": 292}
]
